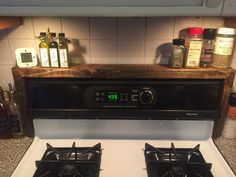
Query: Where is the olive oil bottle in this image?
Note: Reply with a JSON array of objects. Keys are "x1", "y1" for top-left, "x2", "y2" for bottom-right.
[
  {"x1": 39, "y1": 32, "x2": 50, "y2": 67},
  {"x1": 49, "y1": 33, "x2": 60, "y2": 67},
  {"x1": 59, "y1": 33, "x2": 70, "y2": 68}
]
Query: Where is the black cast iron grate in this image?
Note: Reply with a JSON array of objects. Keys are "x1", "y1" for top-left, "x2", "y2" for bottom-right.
[
  {"x1": 144, "y1": 143, "x2": 213, "y2": 177},
  {"x1": 33, "y1": 142, "x2": 102, "y2": 177}
]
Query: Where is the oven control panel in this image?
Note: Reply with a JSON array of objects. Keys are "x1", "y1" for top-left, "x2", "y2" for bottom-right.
[{"x1": 85, "y1": 87, "x2": 157, "y2": 108}]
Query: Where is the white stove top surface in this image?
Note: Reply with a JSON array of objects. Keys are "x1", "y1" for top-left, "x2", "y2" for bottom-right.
[{"x1": 12, "y1": 137, "x2": 235, "y2": 177}]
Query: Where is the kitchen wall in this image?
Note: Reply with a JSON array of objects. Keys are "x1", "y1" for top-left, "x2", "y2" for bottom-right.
[{"x1": 1, "y1": 16, "x2": 235, "y2": 90}]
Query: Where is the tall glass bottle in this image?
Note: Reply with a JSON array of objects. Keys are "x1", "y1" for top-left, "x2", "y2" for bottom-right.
[
  {"x1": 49, "y1": 33, "x2": 60, "y2": 67},
  {"x1": 8, "y1": 84, "x2": 23, "y2": 138},
  {"x1": 0, "y1": 87, "x2": 12, "y2": 139},
  {"x1": 59, "y1": 33, "x2": 69, "y2": 68},
  {"x1": 39, "y1": 32, "x2": 50, "y2": 67}
]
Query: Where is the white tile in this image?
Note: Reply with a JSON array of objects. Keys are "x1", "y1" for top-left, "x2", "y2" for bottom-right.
[
  {"x1": 117, "y1": 40, "x2": 144, "y2": 64},
  {"x1": 91, "y1": 40, "x2": 117, "y2": 64},
  {"x1": 6, "y1": 17, "x2": 35, "y2": 39},
  {"x1": 144, "y1": 40, "x2": 172, "y2": 64},
  {"x1": 0, "y1": 39, "x2": 13, "y2": 65},
  {"x1": 8, "y1": 39, "x2": 37, "y2": 65},
  {"x1": 90, "y1": 17, "x2": 117, "y2": 40},
  {"x1": 203, "y1": 17, "x2": 224, "y2": 28},
  {"x1": 0, "y1": 66, "x2": 14, "y2": 90},
  {"x1": 146, "y1": 17, "x2": 175, "y2": 40},
  {"x1": 69, "y1": 39, "x2": 90, "y2": 64},
  {"x1": 32, "y1": 17, "x2": 62, "y2": 37},
  {"x1": 174, "y1": 17, "x2": 203, "y2": 38},
  {"x1": 118, "y1": 17, "x2": 145, "y2": 40},
  {"x1": 61, "y1": 17, "x2": 89, "y2": 40}
]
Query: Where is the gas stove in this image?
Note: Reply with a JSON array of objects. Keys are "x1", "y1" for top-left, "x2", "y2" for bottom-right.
[{"x1": 11, "y1": 78, "x2": 235, "y2": 177}]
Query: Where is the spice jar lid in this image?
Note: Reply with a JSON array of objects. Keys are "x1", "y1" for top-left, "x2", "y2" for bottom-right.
[
  {"x1": 217, "y1": 27, "x2": 235, "y2": 35},
  {"x1": 203, "y1": 28, "x2": 217, "y2": 39},
  {"x1": 188, "y1": 27, "x2": 203, "y2": 35},
  {"x1": 172, "y1": 38, "x2": 185, "y2": 46},
  {"x1": 229, "y1": 93, "x2": 236, "y2": 106}
]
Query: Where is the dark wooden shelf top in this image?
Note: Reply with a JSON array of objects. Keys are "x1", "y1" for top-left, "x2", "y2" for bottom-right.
[{"x1": 12, "y1": 64, "x2": 236, "y2": 79}]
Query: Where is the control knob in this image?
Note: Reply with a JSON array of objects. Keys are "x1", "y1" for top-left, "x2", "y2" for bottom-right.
[{"x1": 139, "y1": 89, "x2": 154, "y2": 105}]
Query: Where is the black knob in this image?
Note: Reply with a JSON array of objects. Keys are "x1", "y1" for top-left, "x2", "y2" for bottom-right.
[{"x1": 139, "y1": 90, "x2": 154, "y2": 105}]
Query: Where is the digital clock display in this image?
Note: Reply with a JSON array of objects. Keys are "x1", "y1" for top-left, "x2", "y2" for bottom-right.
[
  {"x1": 21, "y1": 52, "x2": 33, "y2": 63},
  {"x1": 107, "y1": 92, "x2": 118, "y2": 101}
]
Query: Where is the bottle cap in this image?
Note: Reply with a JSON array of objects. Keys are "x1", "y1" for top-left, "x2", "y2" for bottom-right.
[
  {"x1": 217, "y1": 27, "x2": 235, "y2": 35},
  {"x1": 172, "y1": 38, "x2": 185, "y2": 46},
  {"x1": 203, "y1": 28, "x2": 217, "y2": 39},
  {"x1": 59, "y1": 33, "x2": 65, "y2": 37},
  {"x1": 50, "y1": 33, "x2": 56, "y2": 37},
  {"x1": 188, "y1": 27, "x2": 203, "y2": 35},
  {"x1": 40, "y1": 32, "x2": 46, "y2": 36},
  {"x1": 229, "y1": 93, "x2": 236, "y2": 106}
]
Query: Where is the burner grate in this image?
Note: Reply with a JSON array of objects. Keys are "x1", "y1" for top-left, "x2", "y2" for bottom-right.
[
  {"x1": 144, "y1": 143, "x2": 213, "y2": 177},
  {"x1": 33, "y1": 142, "x2": 102, "y2": 177}
]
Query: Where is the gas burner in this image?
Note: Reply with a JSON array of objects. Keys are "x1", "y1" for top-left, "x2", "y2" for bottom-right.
[
  {"x1": 144, "y1": 143, "x2": 213, "y2": 177},
  {"x1": 33, "y1": 142, "x2": 102, "y2": 177}
]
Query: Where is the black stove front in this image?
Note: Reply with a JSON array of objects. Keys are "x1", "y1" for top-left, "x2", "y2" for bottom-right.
[
  {"x1": 144, "y1": 143, "x2": 213, "y2": 177},
  {"x1": 33, "y1": 142, "x2": 102, "y2": 177}
]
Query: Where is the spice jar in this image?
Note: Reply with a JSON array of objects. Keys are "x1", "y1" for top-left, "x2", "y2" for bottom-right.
[
  {"x1": 184, "y1": 27, "x2": 203, "y2": 68},
  {"x1": 169, "y1": 39, "x2": 185, "y2": 68},
  {"x1": 200, "y1": 28, "x2": 216, "y2": 68},
  {"x1": 222, "y1": 93, "x2": 236, "y2": 139},
  {"x1": 211, "y1": 27, "x2": 236, "y2": 68}
]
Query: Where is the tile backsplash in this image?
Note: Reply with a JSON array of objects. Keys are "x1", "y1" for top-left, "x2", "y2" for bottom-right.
[{"x1": 0, "y1": 16, "x2": 233, "y2": 89}]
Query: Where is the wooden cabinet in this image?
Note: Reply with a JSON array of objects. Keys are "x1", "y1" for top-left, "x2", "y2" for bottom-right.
[
  {"x1": 12, "y1": 64, "x2": 235, "y2": 138},
  {"x1": 0, "y1": 0, "x2": 224, "y2": 16},
  {"x1": 0, "y1": 16, "x2": 22, "y2": 30}
]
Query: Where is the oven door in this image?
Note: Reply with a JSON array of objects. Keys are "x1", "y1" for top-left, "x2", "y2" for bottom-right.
[{"x1": 26, "y1": 78, "x2": 223, "y2": 120}]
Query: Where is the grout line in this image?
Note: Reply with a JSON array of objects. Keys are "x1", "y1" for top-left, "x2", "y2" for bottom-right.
[
  {"x1": 116, "y1": 17, "x2": 119, "y2": 64},
  {"x1": 88, "y1": 17, "x2": 92, "y2": 64},
  {"x1": 143, "y1": 17, "x2": 147, "y2": 64},
  {"x1": 172, "y1": 17, "x2": 177, "y2": 39},
  {"x1": 59, "y1": 17, "x2": 64, "y2": 33}
]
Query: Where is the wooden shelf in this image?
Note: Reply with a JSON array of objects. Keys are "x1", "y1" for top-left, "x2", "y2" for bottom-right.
[
  {"x1": 0, "y1": 16, "x2": 22, "y2": 30},
  {"x1": 12, "y1": 64, "x2": 236, "y2": 138}
]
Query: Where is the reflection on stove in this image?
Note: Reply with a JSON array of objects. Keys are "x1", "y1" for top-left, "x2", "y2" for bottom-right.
[
  {"x1": 144, "y1": 143, "x2": 213, "y2": 177},
  {"x1": 33, "y1": 142, "x2": 102, "y2": 177}
]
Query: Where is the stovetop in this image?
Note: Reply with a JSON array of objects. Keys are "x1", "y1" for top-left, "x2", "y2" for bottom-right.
[
  {"x1": 33, "y1": 142, "x2": 102, "y2": 177},
  {"x1": 144, "y1": 143, "x2": 213, "y2": 177},
  {"x1": 11, "y1": 120, "x2": 235, "y2": 177}
]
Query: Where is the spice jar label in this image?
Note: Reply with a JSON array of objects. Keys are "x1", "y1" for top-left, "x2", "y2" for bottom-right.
[
  {"x1": 186, "y1": 41, "x2": 202, "y2": 67},
  {"x1": 214, "y1": 37, "x2": 234, "y2": 55}
]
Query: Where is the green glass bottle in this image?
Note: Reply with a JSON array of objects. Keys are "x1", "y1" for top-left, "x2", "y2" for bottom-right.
[
  {"x1": 8, "y1": 84, "x2": 23, "y2": 138},
  {"x1": 39, "y1": 32, "x2": 50, "y2": 67},
  {"x1": 0, "y1": 87, "x2": 12, "y2": 139}
]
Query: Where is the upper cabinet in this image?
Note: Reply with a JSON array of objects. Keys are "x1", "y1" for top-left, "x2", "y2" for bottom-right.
[
  {"x1": 0, "y1": 0, "x2": 225, "y2": 16},
  {"x1": 222, "y1": 0, "x2": 236, "y2": 16},
  {"x1": 0, "y1": 17, "x2": 22, "y2": 30}
]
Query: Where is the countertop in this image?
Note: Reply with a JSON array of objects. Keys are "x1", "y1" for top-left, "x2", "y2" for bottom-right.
[{"x1": 0, "y1": 137, "x2": 235, "y2": 177}]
